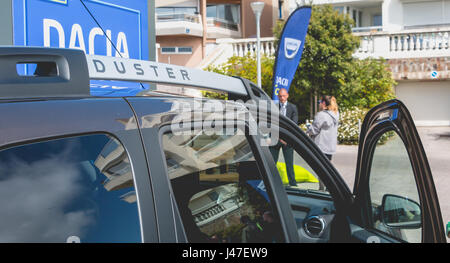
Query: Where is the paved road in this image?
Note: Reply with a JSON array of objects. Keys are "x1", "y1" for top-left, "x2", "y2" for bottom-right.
[{"x1": 332, "y1": 126, "x2": 450, "y2": 242}]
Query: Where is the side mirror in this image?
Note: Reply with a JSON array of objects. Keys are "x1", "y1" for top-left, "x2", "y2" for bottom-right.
[{"x1": 381, "y1": 194, "x2": 421, "y2": 229}]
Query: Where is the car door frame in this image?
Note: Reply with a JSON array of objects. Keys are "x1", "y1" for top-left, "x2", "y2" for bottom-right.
[
  {"x1": 126, "y1": 96, "x2": 300, "y2": 242},
  {"x1": 353, "y1": 99, "x2": 446, "y2": 243},
  {"x1": 273, "y1": 115, "x2": 354, "y2": 211},
  {"x1": 155, "y1": 119, "x2": 301, "y2": 243}
]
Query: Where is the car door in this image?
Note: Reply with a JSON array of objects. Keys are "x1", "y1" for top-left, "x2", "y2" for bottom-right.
[
  {"x1": 0, "y1": 98, "x2": 157, "y2": 242},
  {"x1": 351, "y1": 99, "x2": 446, "y2": 243},
  {"x1": 261, "y1": 114, "x2": 355, "y2": 243}
]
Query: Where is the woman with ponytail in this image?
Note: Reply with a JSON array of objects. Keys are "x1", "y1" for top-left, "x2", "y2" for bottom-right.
[{"x1": 306, "y1": 95, "x2": 339, "y2": 161}]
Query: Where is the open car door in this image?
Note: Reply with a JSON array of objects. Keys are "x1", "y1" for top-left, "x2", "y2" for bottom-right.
[{"x1": 351, "y1": 99, "x2": 446, "y2": 243}]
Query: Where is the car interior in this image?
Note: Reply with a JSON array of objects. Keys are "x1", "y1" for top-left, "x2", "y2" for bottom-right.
[
  {"x1": 271, "y1": 130, "x2": 353, "y2": 243},
  {"x1": 163, "y1": 129, "x2": 285, "y2": 243}
]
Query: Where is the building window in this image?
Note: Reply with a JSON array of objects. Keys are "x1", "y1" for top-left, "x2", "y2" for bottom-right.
[
  {"x1": 279, "y1": 0, "x2": 283, "y2": 19},
  {"x1": 207, "y1": 4, "x2": 240, "y2": 24},
  {"x1": 156, "y1": 7, "x2": 199, "y2": 23},
  {"x1": 161, "y1": 47, "x2": 193, "y2": 55},
  {"x1": 178, "y1": 47, "x2": 193, "y2": 53},
  {"x1": 359, "y1": 11, "x2": 363, "y2": 27},
  {"x1": 350, "y1": 8, "x2": 362, "y2": 27},
  {"x1": 156, "y1": 7, "x2": 197, "y2": 15},
  {"x1": 161, "y1": 47, "x2": 177, "y2": 54},
  {"x1": 207, "y1": 5, "x2": 217, "y2": 18},
  {"x1": 373, "y1": 14, "x2": 382, "y2": 27}
]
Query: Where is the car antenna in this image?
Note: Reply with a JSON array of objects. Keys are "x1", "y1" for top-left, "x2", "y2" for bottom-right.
[{"x1": 78, "y1": 0, "x2": 146, "y2": 90}]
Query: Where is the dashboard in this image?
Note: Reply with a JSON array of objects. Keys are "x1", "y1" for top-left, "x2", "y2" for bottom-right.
[{"x1": 287, "y1": 189, "x2": 336, "y2": 243}]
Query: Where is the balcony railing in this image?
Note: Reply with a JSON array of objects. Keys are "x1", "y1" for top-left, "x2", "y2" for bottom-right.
[
  {"x1": 390, "y1": 32, "x2": 450, "y2": 52},
  {"x1": 352, "y1": 26, "x2": 383, "y2": 33},
  {"x1": 355, "y1": 27, "x2": 450, "y2": 58},
  {"x1": 157, "y1": 13, "x2": 201, "y2": 24},
  {"x1": 217, "y1": 37, "x2": 277, "y2": 57},
  {"x1": 199, "y1": 37, "x2": 275, "y2": 68},
  {"x1": 201, "y1": 27, "x2": 450, "y2": 69},
  {"x1": 156, "y1": 13, "x2": 203, "y2": 37}
]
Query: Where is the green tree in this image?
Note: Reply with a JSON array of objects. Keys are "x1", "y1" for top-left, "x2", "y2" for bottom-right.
[
  {"x1": 337, "y1": 58, "x2": 396, "y2": 109},
  {"x1": 205, "y1": 54, "x2": 274, "y2": 91}
]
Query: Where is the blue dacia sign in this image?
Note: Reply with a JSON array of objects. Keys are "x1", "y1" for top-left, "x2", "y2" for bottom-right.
[{"x1": 13, "y1": 0, "x2": 149, "y2": 96}]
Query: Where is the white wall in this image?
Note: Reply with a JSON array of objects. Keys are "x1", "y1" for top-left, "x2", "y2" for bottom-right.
[
  {"x1": 395, "y1": 81, "x2": 450, "y2": 126},
  {"x1": 446, "y1": 0, "x2": 450, "y2": 19},
  {"x1": 403, "y1": 0, "x2": 450, "y2": 27},
  {"x1": 382, "y1": 0, "x2": 404, "y2": 31},
  {"x1": 311, "y1": 0, "x2": 450, "y2": 30}
]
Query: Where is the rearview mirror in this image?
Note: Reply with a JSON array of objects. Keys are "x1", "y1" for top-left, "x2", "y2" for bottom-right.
[{"x1": 381, "y1": 194, "x2": 421, "y2": 229}]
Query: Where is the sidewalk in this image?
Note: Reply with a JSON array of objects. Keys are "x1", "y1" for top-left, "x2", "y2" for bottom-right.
[{"x1": 332, "y1": 126, "x2": 450, "y2": 241}]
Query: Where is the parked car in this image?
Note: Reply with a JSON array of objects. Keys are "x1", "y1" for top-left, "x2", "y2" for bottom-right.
[{"x1": 0, "y1": 46, "x2": 445, "y2": 243}]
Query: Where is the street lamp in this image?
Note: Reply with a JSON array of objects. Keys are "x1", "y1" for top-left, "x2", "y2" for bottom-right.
[{"x1": 251, "y1": 1, "x2": 265, "y2": 89}]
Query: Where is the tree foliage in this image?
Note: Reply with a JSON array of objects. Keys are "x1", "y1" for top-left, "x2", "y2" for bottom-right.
[
  {"x1": 337, "y1": 58, "x2": 396, "y2": 108},
  {"x1": 276, "y1": 5, "x2": 360, "y2": 97},
  {"x1": 205, "y1": 54, "x2": 274, "y2": 90}
]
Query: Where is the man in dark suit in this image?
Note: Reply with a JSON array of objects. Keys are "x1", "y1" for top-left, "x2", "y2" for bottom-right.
[{"x1": 270, "y1": 88, "x2": 298, "y2": 187}]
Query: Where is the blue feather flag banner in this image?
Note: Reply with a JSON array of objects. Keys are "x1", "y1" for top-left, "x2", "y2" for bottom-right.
[{"x1": 272, "y1": 6, "x2": 311, "y2": 101}]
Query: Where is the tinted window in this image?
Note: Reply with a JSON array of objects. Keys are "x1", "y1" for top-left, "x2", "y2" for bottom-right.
[
  {"x1": 269, "y1": 133, "x2": 328, "y2": 194},
  {"x1": 162, "y1": 129, "x2": 284, "y2": 243},
  {"x1": 0, "y1": 134, "x2": 141, "y2": 243},
  {"x1": 207, "y1": 4, "x2": 240, "y2": 23},
  {"x1": 178, "y1": 47, "x2": 193, "y2": 53},
  {"x1": 161, "y1": 47, "x2": 177, "y2": 53},
  {"x1": 369, "y1": 132, "x2": 421, "y2": 243},
  {"x1": 373, "y1": 15, "x2": 382, "y2": 26}
]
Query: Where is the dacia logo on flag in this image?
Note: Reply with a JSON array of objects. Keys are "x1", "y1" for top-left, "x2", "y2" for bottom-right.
[
  {"x1": 284, "y1": 38, "x2": 302, "y2": 59},
  {"x1": 257, "y1": 181, "x2": 266, "y2": 193},
  {"x1": 46, "y1": 0, "x2": 68, "y2": 5}
]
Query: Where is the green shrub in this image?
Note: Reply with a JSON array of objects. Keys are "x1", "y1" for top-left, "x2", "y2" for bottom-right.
[
  {"x1": 337, "y1": 58, "x2": 397, "y2": 109},
  {"x1": 338, "y1": 107, "x2": 367, "y2": 145},
  {"x1": 299, "y1": 107, "x2": 394, "y2": 145}
]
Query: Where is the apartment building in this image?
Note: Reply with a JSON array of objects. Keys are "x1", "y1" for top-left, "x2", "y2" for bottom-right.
[
  {"x1": 285, "y1": 0, "x2": 450, "y2": 126},
  {"x1": 155, "y1": 0, "x2": 449, "y2": 125},
  {"x1": 155, "y1": 0, "x2": 280, "y2": 67}
]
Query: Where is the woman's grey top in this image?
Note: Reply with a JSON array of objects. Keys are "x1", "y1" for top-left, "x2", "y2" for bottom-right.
[{"x1": 306, "y1": 110, "x2": 339, "y2": 155}]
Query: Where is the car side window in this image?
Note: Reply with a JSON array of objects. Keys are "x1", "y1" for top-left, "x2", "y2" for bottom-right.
[
  {"x1": 162, "y1": 129, "x2": 285, "y2": 243},
  {"x1": 269, "y1": 135, "x2": 328, "y2": 194},
  {"x1": 369, "y1": 132, "x2": 422, "y2": 243},
  {"x1": 0, "y1": 134, "x2": 141, "y2": 243}
]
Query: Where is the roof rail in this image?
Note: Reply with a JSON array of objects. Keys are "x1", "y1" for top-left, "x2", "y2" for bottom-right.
[
  {"x1": 0, "y1": 46, "x2": 251, "y2": 98},
  {"x1": 0, "y1": 46, "x2": 89, "y2": 98},
  {"x1": 86, "y1": 55, "x2": 248, "y2": 96}
]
